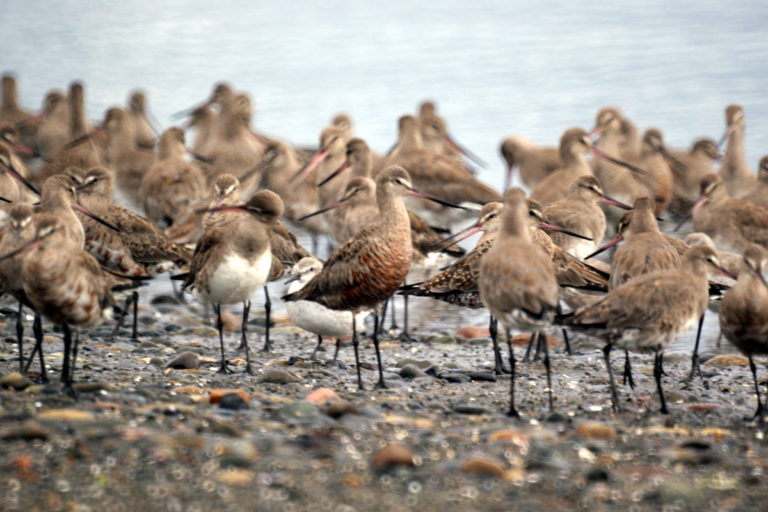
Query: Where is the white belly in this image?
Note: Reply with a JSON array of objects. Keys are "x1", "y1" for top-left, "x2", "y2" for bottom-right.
[
  {"x1": 195, "y1": 250, "x2": 271, "y2": 305},
  {"x1": 286, "y1": 274, "x2": 369, "y2": 337}
]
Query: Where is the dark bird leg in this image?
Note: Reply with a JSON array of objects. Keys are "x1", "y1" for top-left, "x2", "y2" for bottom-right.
[
  {"x1": 388, "y1": 296, "x2": 399, "y2": 331},
  {"x1": 373, "y1": 312, "x2": 388, "y2": 389},
  {"x1": 489, "y1": 315, "x2": 506, "y2": 375},
  {"x1": 561, "y1": 328, "x2": 572, "y2": 355},
  {"x1": 622, "y1": 350, "x2": 636, "y2": 389},
  {"x1": 61, "y1": 324, "x2": 76, "y2": 398},
  {"x1": 214, "y1": 304, "x2": 232, "y2": 374},
  {"x1": 378, "y1": 298, "x2": 389, "y2": 337},
  {"x1": 110, "y1": 293, "x2": 135, "y2": 341},
  {"x1": 603, "y1": 344, "x2": 621, "y2": 413},
  {"x1": 311, "y1": 334, "x2": 323, "y2": 360},
  {"x1": 397, "y1": 292, "x2": 418, "y2": 343},
  {"x1": 523, "y1": 333, "x2": 535, "y2": 362},
  {"x1": 241, "y1": 301, "x2": 253, "y2": 374},
  {"x1": 352, "y1": 316, "x2": 364, "y2": 390},
  {"x1": 505, "y1": 327, "x2": 520, "y2": 418},
  {"x1": 654, "y1": 351, "x2": 669, "y2": 414},
  {"x1": 15, "y1": 301, "x2": 24, "y2": 373},
  {"x1": 532, "y1": 332, "x2": 544, "y2": 362},
  {"x1": 131, "y1": 290, "x2": 139, "y2": 340},
  {"x1": 749, "y1": 355, "x2": 765, "y2": 422},
  {"x1": 260, "y1": 286, "x2": 273, "y2": 352},
  {"x1": 686, "y1": 313, "x2": 706, "y2": 381},
  {"x1": 540, "y1": 332, "x2": 554, "y2": 412},
  {"x1": 333, "y1": 338, "x2": 341, "y2": 362},
  {"x1": 25, "y1": 313, "x2": 48, "y2": 382}
]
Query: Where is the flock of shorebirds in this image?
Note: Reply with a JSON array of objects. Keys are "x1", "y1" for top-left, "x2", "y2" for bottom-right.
[{"x1": 0, "y1": 72, "x2": 767, "y2": 421}]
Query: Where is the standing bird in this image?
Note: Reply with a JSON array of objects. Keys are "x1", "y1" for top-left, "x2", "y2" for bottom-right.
[
  {"x1": 718, "y1": 244, "x2": 768, "y2": 421},
  {"x1": 530, "y1": 128, "x2": 593, "y2": 205},
  {"x1": 719, "y1": 104, "x2": 755, "y2": 198},
  {"x1": 127, "y1": 90, "x2": 157, "y2": 150},
  {"x1": 561, "y1": 245, "x2": 728, "y2": 414},
  {"x1": 183, "y1": 190, "x2": 282, "y2": 374},
  {"x1": 666, "y1": 138, "x2": 721, "y2": 220},
  {"x1": 285, "y1": 257, "x2": 370, "y2": 361},
  {"x1": 742, "y1": 156, "x2": 768, "y2": 210},
  {"x1": 499, "y1": 135, "x2": 560, "y2": 191},
  {"x1": 283, "y1": 167, "x2": 428, "y2": 390},
  {"x1": 478, "y1": 188, "x2": 559, "y2": 416}
]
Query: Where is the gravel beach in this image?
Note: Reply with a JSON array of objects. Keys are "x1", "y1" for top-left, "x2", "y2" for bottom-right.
[{"x1": 1, "y1": 286, "x2": 767, "y2": 512}]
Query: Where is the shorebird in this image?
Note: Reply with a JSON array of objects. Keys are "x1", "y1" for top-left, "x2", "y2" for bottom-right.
[
  {"x1": 127, "y1": 90, "x2": 157, "y2": 150},
  {"x1": 293, "y1": 124, "x2": 350, "y2": 211},
  {"x1": 33, "y1": 90, "x2": 70, "y2": 157},
  {"x1": 667, "y1": 138, "x2": 721, "y2": 220},
  {"x1": 478, "y1": 187, "x2": 559, "y2": 416},
  {"x1": 561, "y1": 245, "x2": 728, "y2": 414},
  {"x1": 541, "y1": 176, "x2": 631, "y2": 259},
  {"x1": 499, "y1": 135, "x2": 560, "y2": 191},
  {"x1": 742, "y1": 156, "x2": 768, "y2": 209},
  {"x1": 36, "y1": 82, "x2": 101, "y2": 185},
  {"x1": 285, "y1": 257, "x2": 370, "y2": 360},
  {"x1": 381, "y1": 115, "x2": 500, "y2": 228},
  {"x1": 5, "y1": 214, "x2": 115, "y2": 395},
  {"x1": 719, "y1": 104, "x2": 755, "y2": 198},
  {"x1": 0, "y1": 144, "x2": 34, "y2": 204},
  {"x1": 530, "y1": 128, "x2": 593, "y2": 205},
  {"x1": 0, "y1": 74, "x2": 34, "y2": 128},
  {"x1": 417, "y1": 100, "x2": 487, "y2": 169},
  {"x1": 140, "y1": 127, "x2": 207, "y2": 227},
  {"x1": 283, "y1": 166, "x2": 427, "y2": 390},
  {"x1": 691, "y1": 174, "x2": 768, "y2": 252},
  {"x1": 718, "y1": 244, "x2": 768, "y2": 421},
  {"x1": 102, "y1": 107, "x2": 156, "y2": 205},
  {"x1": 183, "y1": 189, "x2": 282, "y2": 374}
]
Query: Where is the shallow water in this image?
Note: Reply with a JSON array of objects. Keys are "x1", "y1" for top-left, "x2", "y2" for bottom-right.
[{"x1": 3, "y1": 0, "x2": 764, "y2": 353}]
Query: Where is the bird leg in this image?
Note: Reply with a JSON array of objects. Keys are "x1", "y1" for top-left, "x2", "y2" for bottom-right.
[
  {"x1": 352, "y1": 316, "x2": 364, "y2": 390},
  {"x1": 522, "y1": 333, "x2": 535, "y2": 362},
  {"x1": 749, "y1": 355, "x2": 765, "y2": 422},
  {"x1": 654, "y1": 351, "x2": 669, "y2": 414},
  {"x1": 61, "y1": 324, "x2": 76, "y2": 398},
  {"x1": 397, "y1": 292, "x2": 418, "y2": 343},
  {"x1": 333, "y1": 338, "x2": 341, "y2": 362},
  {"x1": 388, "y1": 296, "x2": 399, "y2": 331},
  {"x1": 686, "y1": 313, "x2": 706, "y2": 381},
  {"x1": 372, "y1": 312, "x2": 388, "y2": 389},
  {"x1": 505, "y1": 328, "x2": 520, "y2": 418},
  {"x1": 489, "y1": 315, "x2": 506, "y2": 375},
  {"x1": 311, "y1": 334, "x2": 323, "y2": 360},
  {"x1": 603, "y1": 344, "x2": 621, "y2": 413},
  {"x1": 131, "y1": 290, "x2": 139, "y2": 340},
  {"x1": 25, "y1": 313, "x2": 48, "y2": 382},
  {"x1": 561, "y1": 328, "x2": 572, "y2": 355},
  {"x1": 260, "y1": 286, "x2": 272, "y2": 352},
  {"x1": 110, "y1": 292, "x2": 135, "y2": 341},
  {"x1": 241, "y1": 301, "x2": 254, "y2": 374},
  {"x1": 214, "y1": 304, "x2": 232, "y2": 374},
  {"x1": 378, "y1": 298, "x2": 389, "y2": 337},
  {"x1": 532, "y1": 332, "x2": 544, "y2": 362},
  {"x1": 622, "y1": 350, "x2": 636, "y2": 389},
  {"x1": 15, "y1": 301, "x2": 24, "y2": 373},
  {"x1": 540, "y1": 331, "x2": 554, "y2": 412}
]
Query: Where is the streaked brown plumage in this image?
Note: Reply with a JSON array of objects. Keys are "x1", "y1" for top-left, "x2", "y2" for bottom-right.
[{"x1": 667, "y1": 138, "x2": 721, "y2": 219}]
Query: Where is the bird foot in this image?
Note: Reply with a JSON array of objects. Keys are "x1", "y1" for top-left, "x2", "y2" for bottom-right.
[
  {"x1": 374, "y1": 380, "x2": 389, "y2": 390},
  {"x1": 243, "y1": 364, "x2": 255, "y2": 376},
  {"x1": 506, "y1": 408, "x2": 520, "y2": 418},
  {"x1": 260, "y1": 343, "x2": 272, "y2": 353},
  {"x1": 397, "y1": 332, "x2": 419, "y2": 344},
  {"x1": 216, "y1": 364, "x2": 234, "y2": 375},
  {"x1": 62, "y1": 384, "x2": 78, "y2": 399}
]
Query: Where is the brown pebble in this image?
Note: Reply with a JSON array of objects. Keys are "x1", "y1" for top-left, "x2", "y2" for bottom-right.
[
  {"x1": 488, "y1": 428, "x2": 530, "y2": 451},
  {"x1": 510, "y1": 333, "x2": 561, "y2": 348},
  {"x1": 306, "y1": 387, "x2": 342, "y2": 404},
  {"x1": 213, "y1": 469, "x2": 255, "y2": 486},
  {"x1": 371, "y1": 443, "x2": 418, "y2": 469},
  {"x1": 457, "y1": 326, "x2": 490, "y2": 340},
  {"x1": 0, "y1": 372, "x2": 32, "y2": 391},
  {"x1": 1, "y1": 420, "x2": 49, "y2": 441},
  {"x1": 460, "y1": 455, "x2": 506, "y2": 477},
  {"x1": 209, "y1": 389, "x2": 250, "y2": 405},
  {"x1": 686, "y1": 403, "x2": 723, "y2": 412},
  {"x1": 220, "y1": 311, "x2": 242, "y2": 332},
  {"x1": 37, "y1": 409, "x2": 95, "y2": 422},
  {"x1": 175, "y1": 386, "x2": 205, "y2": 394},
  {"x1": 576, "y1": 422, "x2": 617, "y2": 440},
  {"x1": 704, "y1": 354, "x2": 749, "y2": 367},
  {"x1": 166, "y1": 351, "x2": 200, "y2": 370}
]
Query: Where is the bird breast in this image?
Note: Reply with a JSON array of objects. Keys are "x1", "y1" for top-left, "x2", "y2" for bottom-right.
[{"x1": 196, "y1": 249, "x2": 271, "y2": 305}]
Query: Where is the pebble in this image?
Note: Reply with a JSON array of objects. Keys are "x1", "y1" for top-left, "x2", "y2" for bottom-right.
[
  {"x1": 257, "y1": 367, "x2": 301, "y2": 384},
  {"x1": 371, "y1": 443, "x2": 418, "y2": 469},
  {"x1": 510, "y1": 333, "x2": 561, "y2": 348},
  {"x1": 306, "y1": 387, "x2": 342, "y2": 404},
  {"x1": 166, "y1": 351, "x2": 200, "y2": 369},
  {"x1": 703, "y1": 354, "x2": 749, "y2": 367},
  {"x1": 0, "y1": 372, "x2": 32, "y2": 391},
  {"x1": 220, "y1": 311, "x2": 242, "y2": 331},
  {"x1": 0, "y1": 420, "x2": 49, "y2": 441},
  {"x1": 576, "y1": 422, "x2": 617, "y2": 440},
  {"x1": 465, "y1": 371, "x2": 496, "y2": 382},
  {"x1": 441, "y1": 372, "x2": 471, "y2": 383},
  {"x1": 209, "y1": 389, "x2": 250, "y2": 405},
  {"x1": 451, "y1": 402, "x2": 489, "y2": 415},
  {"x1": 213, "y1": 469, "x2": 255, "y2": 486},
  {"x1": 488, "y1": 429, "x2": 530, "y2": 451},
  {"x1": 37, "y1": 409, "x2": 95, "y2": 422},
  {"x1": 456, "y1": 326, "x2": 490, "y2": 340},
  {"x1": 395, "y1": 358, "x2": 433, "y2": 369},
  {"x1": 399, "y1": 364, "x2": 428, "y2": 379},
  {"x1": 73, "y1": 381, "x2": 113, "y2": 393},
  {"x1": 218, "y1": 392, "x2": 249, "y2": 410},
  {"x1": 178, "y1": 326, "x2": 219, "y2": 337},
  {"x1": 460, "y1": 454, "x2": 506, "y2": 477},
  {"x1": 275, "y1": 401, "x2": 325, "y2": 427}
]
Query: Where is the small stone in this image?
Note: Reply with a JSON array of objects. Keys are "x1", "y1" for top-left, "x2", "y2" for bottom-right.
[
  {"x1": 371, "y1": 443, "x2": 418, "y2": 469},
  {"x1": 399, "y1": 364, "x2": 428, "y2": 379},
  {"x1": 457, "y1": 326, "x2": 490, "y2": 340},
  {"x1": 395, "y1": 358, "x2": 432, "y2": 369},
  {"x1": 465, "y1": 371, "x2": 496, "y2": 382},
  {"x1": 73, "y1": 381, "x2": 113, "y2": 393},
  {"x1": 686, "y1": 403, "x2": 723, "y2": 412},
  {"x1": 166, "y1": 351, "x2": 200, "y2": 370},
  {"x1": 220, "y1": 311, "x2": 242, "y2": 332},
  {"x1": 510, "y1": 333, "x2": 561, "y2": 348},
  {"x1": 488, "y1": 429, "x2": 530, "y2": 451},
  {"x1": 175, "y1": 386, "x2": 205, "y2": 394},
  {"x1": 219, "y1": 392, "x2": 249, "y2": 410},
  {"x1": 586, "y1": 467, "x2": 610, "y2": 482},
  {"x1": 442, "y1": 373, "x2": 471, "y2": 383},
  {"x1": 257, "y1": 368, "x2": 301, "y2": 384},
  {"x1": 213, "y1": 469, "x2": 255, "y2": 486},
  {"x1": 1, "y1": 372, "x2": 32, "y2": 391},
  {"x1": 37, "y1": 409, "x2": 95, "y2": 422},
  {"x1": 275, "y1": 401, "x2": 324, "y2": 426},
  {"x1": 704, "y1": 354, "x2": 749, "y2": 367},
  {"x1": 576, "y1": 422, "x2": 617, "y2": 440},
  {"x1": 451, "y1": 402, "x2": 489, "y2": 415},
  {"x1": 178, "y1": 326, "x2": 219, "y2": 337},
  {"x1": 461, "y1": 455, "x2": 506, "y2": 477},
  {"x1": 209, "y1": 389, "x2": 250, "y2": 405},
  {"x1": 306, "y1": 387, "x2": 342, "y2": 405},
  {"x1": 1, "y1": 420, "x2": 48, "y2": 441},
  {"x1": 321, "y1": 400, "x2": 357, "y2": 419}
]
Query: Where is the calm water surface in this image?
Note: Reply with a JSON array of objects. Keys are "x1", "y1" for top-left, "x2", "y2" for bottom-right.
[{"x1": 2, "y1": 0, "x2": 766, "y2": 353}]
